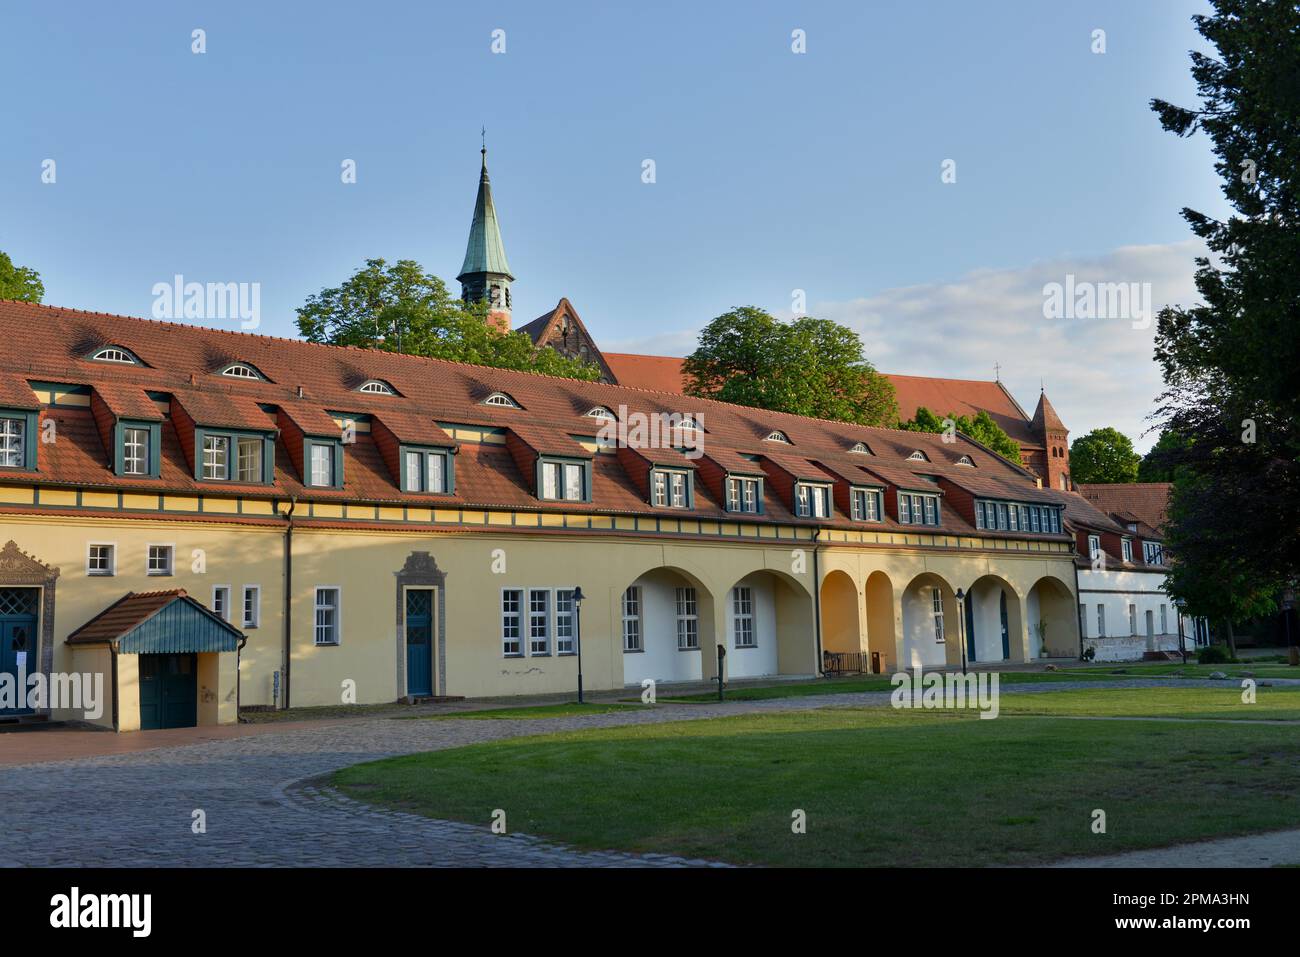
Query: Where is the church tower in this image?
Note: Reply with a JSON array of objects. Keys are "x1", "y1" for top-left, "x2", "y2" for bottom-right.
[
  {"x1": 1032, "y1": 390, "x2": 1071, "y2": 491},
  {"x1": 457, "y1": 146, "x2": 514, "y2": 334}
]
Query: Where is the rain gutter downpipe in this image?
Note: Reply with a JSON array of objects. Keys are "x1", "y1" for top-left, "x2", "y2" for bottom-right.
[
  {"x1": 812, "y1": 526, "x2": 824, "y2": 676},
  {"x1": 281, "y1": 496, "x2": 297, "y2": 710}
]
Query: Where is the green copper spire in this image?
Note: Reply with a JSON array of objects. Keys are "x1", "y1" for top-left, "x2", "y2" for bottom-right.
[{"x1": 457, "y1": 147, "x2": 513, "y2": 283}]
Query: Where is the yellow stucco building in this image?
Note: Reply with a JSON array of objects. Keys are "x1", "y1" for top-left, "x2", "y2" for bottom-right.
[{"x1": 0, "y1": 300, "x2": 1080, "y2": 731}]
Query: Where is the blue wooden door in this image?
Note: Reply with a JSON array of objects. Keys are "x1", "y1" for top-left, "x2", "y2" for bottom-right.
[
  {"x1": 999, "y1": 592, "x2": 1010, "y2": 659},
  {"x1": 0, "y1": 588, "x2": 38, "y2": 717},
  {"x1": 406, "y1": 590, "x2": 433, "y2": 697},
  {"x1": 964, "y1": 595, "x2": 976, "y2": 662},
  {"x1": 139, "y1": 654, "x2": 197, "y2": 729}
]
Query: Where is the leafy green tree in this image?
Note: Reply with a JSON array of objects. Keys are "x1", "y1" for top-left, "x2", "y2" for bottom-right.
[
  {"x1": 1149, "y1": 0, "x2": 1300, "y2": 609},
  {"x1": 683, "y1": 307, "x2": 898, "y2": 427},
  {"x1": 296, "y1": 258, "x2": 599, "y2": 380},
  {"x1": 1137, "y1": 429, "x2": 1192, "y2": 482},
  {"x1": 900, "y1": 407, "x2": 1024, "y2": 466},
  {"x1": 1068, "y1": 428, "x2": 1141, "y2": 484},
  {"x1": 0, "y1": 252, "x2": 44, "y2": 302}
]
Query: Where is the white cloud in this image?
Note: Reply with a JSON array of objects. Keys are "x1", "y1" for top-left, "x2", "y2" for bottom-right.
[{"x1": 607, "y1": 240, "x2": 1206, "y2": 454}]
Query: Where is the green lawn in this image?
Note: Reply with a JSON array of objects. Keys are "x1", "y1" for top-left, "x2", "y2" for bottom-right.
[
  {"x1": 996, "y1": 685, "x2": 1300, "y2": 721},
  {"x1": 663, "y1": 670, "x2": 1135, "y2": 702},
  {"x1": 411, "y1": 702, "x2": 650, "y2": 720},
  {"x1": 1066, "y1": 662, "x2": 1300, "y2": 680},
  {"x1": 333, "y1": 690, "x2": 1300, "y2": 867}
]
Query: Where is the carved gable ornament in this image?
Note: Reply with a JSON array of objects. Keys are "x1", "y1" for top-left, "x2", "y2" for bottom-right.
[{"x1": 0, "y1": 540, "x2": 59, "y2": 584}]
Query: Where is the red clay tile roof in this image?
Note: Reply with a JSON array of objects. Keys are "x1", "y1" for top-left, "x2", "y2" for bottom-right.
[
  {"x1": 66, "y1": 589, "x2": 188, "y2": 644},
  {"x1": 370, "y1": 409, "x2": 456, "y2": 447},
  {"x1": 0, "y1": 373, "x2": 41, "y2": 411},
  {"x1": 604, "y1": 352, "x2": 690, "y2": 393},
  {"x1": 0, "y1": 300, "x2": 1060, "y2": 531},
  {"x1": 94, "y1": 383, "x2": 164, "y2": 422},
  {"x1": 1078, "y1": 483, "x2": 1171, "y2": 534}
]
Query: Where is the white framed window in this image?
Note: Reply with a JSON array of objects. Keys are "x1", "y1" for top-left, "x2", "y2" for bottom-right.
[
  {"x1": 1122, "y1": 539, "x2": 1133, "y2": 562},
  {"x1": 764, "y1": 430, "x2": 790, "y2": 444},
  {"x1": 202, "y1": 434, "x2": 230, "y2": 480},
  {"x1": 483, "y1": 392, "x2": 520, "y2": 408},
  {"x1": 670, "y1": 471, "x2": 686, "y2": 508},
  {"x1": 236, "y1": 437, "x2": 263, "y2": 483},
  {"x1": 528, "y1": 588, "x2": 550, "y2": 655},
  {"x1": 1008, "y1": 504, "x2": 1019, "y2": 531},
  {"x1": 675, "y1": 586, "x2": 699, "y2": 650},
  {"x1": 405, "y1": 450, "x2": 423, "y2": 492},
  {"x1": 123, "y1": 427, "x2": 150, "y2": 476},
  {"x1": 1128, "y1": 603, "x2": 1137, "y2": 636},
  {"x1": 851, "y1": 488, "x2": 880, "y2": 522},
  {"x1": 1160, "y1": 604, "x2": 1168, "y2": 634},
  {"x1": 586, "y1": 406, "x2": 615, "y2": 421},
  {"x1": 1088, "y1": 535, "x2": 1101, "y2": 560},
  {"x1": 212, "y1": 585, "x2": 231, "y2": 622},
  {"x1": 0, "y1": 416, "x2": 24, "y2": 468},
  {"x1": 540, "y1": 461, "x2": 584, "y2": 501},
  {"x1": 358, "y1": 380, "x2": 396, "y2": 395},
  {"x1": 849, "y1": 442, "x2": 872, "y2": 455},
  {"x1": 622, "y1": 587, "x2": 642, "y2": 652},
  {"x1": 1097, "y1": 604, "x2": 1106, "y2": 638},
  {"x1": 309, "y1": 443, "x2": 334, "y2": 487},
  {"x1": 90, "y1": 346, "x2": 139, "y2": 364},
  {"x1": 899, "y1": 495, "x2": 911, "y2": 523},
  {"x1": 502, "y1": 588, "x2": 522, "y2": 656},
  {"x1": 86, "y1": 543, "x2": 116, "y2": 577},
  {"x1": 726, "y1": 477, "x2": 760, "y2": 513},
  {"x1": 796, "y1": 483, "x2": 830, "y2": 519},
  {"x1": 242, "y1": 585, "x2": 260, "y2": 628},
  {"x1": 404, "y1": 449, "x2": 448, "y2": 493},
  {"x1": 931, "y1": 587, "x2": 945, "y2": 643},
  {"x1": 314, "y1": 587, "x2": 340, "y2": 645},
  {"x1": 652, "y1": 470, "x2": 667, "y2": 506},
  {"x1": 1031, "y1": 507, "x2": 1042, "y2": 533},
  {"x1": 1144, "y1": 541, "x2": 1164, "y2": 564},
  {"x1": 923, "y1": 496, "x2": 938, "y2": 525},
  {"x1": 555, "y1": 589, "x2": 575, "y2": 655},
  {"x1": 146, "y1": 544, "x2": 174, "y2": 576},
  {"x1": 956, "y1": 455, "x2": 974, "y2": 467},
  {"x1": 908, "y1": 450, "x2": 929, "y2": 462},
  {"x1": 221, "y1": 362, "x2": 265, "y2": 380},
  {"x1": 732, "y1": 586, "x2": 756, "y2": 648}
]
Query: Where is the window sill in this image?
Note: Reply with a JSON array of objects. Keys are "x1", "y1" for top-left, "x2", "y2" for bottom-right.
[
  {"x1": 623, "y1": 648, "x2": 644, "y2": 654},
  {"x1": 315, "y1": 641, "x2": 340, "y2": 647}
]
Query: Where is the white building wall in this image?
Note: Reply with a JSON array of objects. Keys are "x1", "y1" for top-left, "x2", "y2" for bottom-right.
[
  {"x1": 724, "y1": 574, "x2": 778, "y2": 678},
  {"x1": 1025, "y1": 587, "x2": 1046, "y2": 657},
  {"x1": 621, "y1": 571, "x2": 702, "y2": 685},
  {"x1": 1077, "y1": 567, "x2": 1179, "y2": 661},
  {"x1": 901, "y1": 587, "x2": 947, "y2": 669}
]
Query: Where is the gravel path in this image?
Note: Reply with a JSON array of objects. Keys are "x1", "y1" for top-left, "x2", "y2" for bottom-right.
[{"x1": 1, "y1": 678, "x2": 1292, "y2": 867}]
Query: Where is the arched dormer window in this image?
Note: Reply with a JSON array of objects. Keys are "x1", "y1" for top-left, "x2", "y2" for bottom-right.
[
  {"x1": 764, "y1": 430, "x2": 792, "y2": 444},
  {"x1": 90, "y1": 346, "x2": 142, "y2": 365},
  {"x1": 907, "y1": 450, "x2": 929, "y2": 462},
  {"x1": 358, "y1": 379, "x2": 397, "y2": 396},
  {"x1": 956, "y1": 455, "x2": 975, "y2": 467},
  {"x1": 586, "y1": 406, "x2": 615, "y2": 421},
  {"x1": 482, "y1": 392, "x2": 521, "y2": 409},
  {"x1": 849, "y1": 442, "x2": 872, "y2": 455},
  {"x1": 219, "y1": 362, "x2": 267, "y2": 381}
]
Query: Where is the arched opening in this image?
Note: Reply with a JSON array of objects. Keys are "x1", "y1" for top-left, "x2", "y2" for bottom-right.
[
  {"x1": 864, "y1": 570, "x2": 895, "y2": 672},
  {"x1": 900, "y1": 573, "x2": 960, "y2": 670},
  {"x1": 721, "y1": 570, "x2": 812, "y2": 679},
  {"x1": 964, "y1": 575, "x2": 1026, "y2": 663},
  {"x1": 619, "y1": 567, "x2": 716, "y2": 686},
  {"x1": 1026, "y1": 576, "x2": 1077, "y2": 659},
  {"x1": 820, "y1": 570, "x2": 860, "y2": 654}
]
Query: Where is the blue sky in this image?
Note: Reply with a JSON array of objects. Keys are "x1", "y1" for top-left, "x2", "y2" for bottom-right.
[{"x1": 1, "y1": 0, "x2": 1221, "y2": 449}]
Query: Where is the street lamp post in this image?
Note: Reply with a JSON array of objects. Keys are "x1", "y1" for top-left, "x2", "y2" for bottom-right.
[
  {"x1": 1175, "y1": 596, "x2": 1187, "y2": 665},
  {"x1": 573, "y1": 586, "x2": 585, "y2": 703},
  {"x1": 955, "y1": 588, "x2": 968, "y2": 676},
  {"x1": 1283, "y1": 585, "x2": 1296, "y2": 667}
]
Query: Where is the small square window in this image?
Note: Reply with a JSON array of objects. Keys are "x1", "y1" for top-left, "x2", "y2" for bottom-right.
[
  {"x1": 147, "y1": 545, "x2": 173, "y2": 576},
  {"x1": 87, "y1": 543, "x2": 115, "y2": 576}
]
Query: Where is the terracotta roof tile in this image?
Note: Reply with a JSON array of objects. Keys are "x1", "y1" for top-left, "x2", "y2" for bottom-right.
[
  {"x1": 0, "y1": 373, "x2": 40, "y2": 411},
  {"x1": 67, "y1": 589, "x2": 188, "y2": 644},
  {"x1": 1078, "y1": 483, "x2": 1171, "y2": 534}
]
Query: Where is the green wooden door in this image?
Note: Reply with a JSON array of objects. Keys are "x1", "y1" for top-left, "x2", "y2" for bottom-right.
[
  {"x1": 138, "y1": 654, "x2": 197, "y2": 729},
  {"x1": 405, "y1": 590, "x2": 433, "y2": 697},
  {"x1": 0, "y1": 588, "x2": 39, "y2": 717}
]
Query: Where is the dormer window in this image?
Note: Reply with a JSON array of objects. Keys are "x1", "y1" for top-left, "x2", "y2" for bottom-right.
[
  {"x1": 651, "y1": 469, "x2": 693, "y2": 509},
  {"x1": 358, "y1": 380, "x2": 397, "y2": 396},
  {"x1": 849, "y1": 442, "x2": 872, "y2": 455},
  {"x1": 764, "y1": 430, "x2": 791, "y2": 444},
  {"x1": 90, "y1": 346, "x2": 142, "y2": 365},
  {"x1": 850, "y1": 488, "x2": 882, "y2": 522},
  {"x1": 483, "y1": 392, "x2": 521, "y2": 409},
  {"x1": 1121, "y1": 539, "x2": 1133, "y2": 562},
  {"x1": 898, "y1": 492, "x2": 941, "y2": 526},
  {"x1": 220, "y1": 362, "x2": 267, "y2": 381},
  {"x1": 794, "y1": 482, "x2": 832, "y2": 519},
  {"x1": 538, "y1": 458, "x2": 590, "y2": 502},
  {"x1": 956, "y1": 455, "x2": 975, "y2": 467},
  {"x1": 907, "y1": 450, "x2": 929, "y2": 462},
  {"x1": 586, "y1": 406, "x2": 616, "y2": 421}
]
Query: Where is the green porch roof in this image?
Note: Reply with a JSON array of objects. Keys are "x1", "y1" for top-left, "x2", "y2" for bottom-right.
[
  {"x1": 67, "y1": 589, "x2": 243, "y2": 654},
  {"x1": 457, "y1": 149, "x2": 513, "y2": 281}
]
